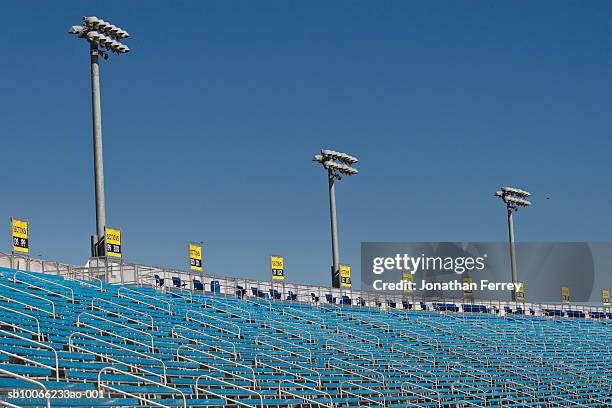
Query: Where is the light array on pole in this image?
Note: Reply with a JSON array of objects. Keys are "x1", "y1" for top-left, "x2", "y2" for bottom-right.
[
  {"x1": 68, "y1": 16, "x2": 130, "y2": 55},
  {"x1": 495, "y1": 186, "x2": 531, "y2": 211},
  {"x1": 313, "y1": 149, "x2": 359, "y2": 179}
]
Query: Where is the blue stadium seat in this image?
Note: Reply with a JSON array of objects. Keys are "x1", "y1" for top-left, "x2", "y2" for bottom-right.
[
  {"x1": 154, "y1": 274, "x2": 164, "y2": 287},
  {"x1": 192, "y1": 279, "x2": 204, "y2": 291},
  {"x1": 171, "y1": 276, "x2": 187, "y2": 288}
]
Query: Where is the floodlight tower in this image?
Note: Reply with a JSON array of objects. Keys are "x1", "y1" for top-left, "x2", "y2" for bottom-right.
[
  {"x1": 68, "y1": 17, "x2": 131, "y2": 257},
  {"x1": 495, "y1": 187, "x2": 531, "y2": 301},
  {"x1": 313, "y1": 150, "x2": 359, "y2": 288}
]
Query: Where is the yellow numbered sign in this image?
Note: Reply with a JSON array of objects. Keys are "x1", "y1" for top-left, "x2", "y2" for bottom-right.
[
  {"x1": 11, "y1": 218, "x2": 29, "y2": 254},
  {"x1": 561, "y1": 286, "x2": 570, "y2": 303},
  {"x1": 271, "y1": 256, "x2": 284, "y2": 280},
  {"x1": 403, "y1": 273, "x2": 413, "y2": 293},
  {"x1": 516, "y1": 282, "x2": 525, "y2": 302},
  {"x1": 189, "y1": 243, "x2": 203, "y2": 271},
  {"x1": 340, "y1": 264, "x2": 351, "y2": 288},
  {"x1": 105, "y1": 227, "x2": 122, "y2": 258},
  {"x1": 602, "y1": 289, "x2": 610, "y2": 307},
  {"x1": 463, "y1": 276, "x2": 473, "y2": 297}
]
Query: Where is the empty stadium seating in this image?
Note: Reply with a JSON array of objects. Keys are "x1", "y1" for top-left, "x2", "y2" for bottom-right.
[{"x1": 0, "y1": 266, "x2": 610, "y2": 407}]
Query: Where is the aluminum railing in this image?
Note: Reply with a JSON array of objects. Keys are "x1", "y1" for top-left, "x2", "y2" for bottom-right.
[
  {"x1": 90, "y1": 297, "x2": 155, "y2": 330},
  {"x1": 0, "y1": 368, "x2": 51, "y2": 408},
  {"x1": 255, "y1": 353, "x2": 322, "y2": 387},
  {"x1": 97, "y1": 366, "x2": 185, "y2": 408},
  {"x1": 12, "y1": 270, "x2": 74, "y2": 302},
  {"x1": 68, "y1": 331, "x2": 167, "y2": 384},
  {"x1": 0, "y1": 282, "x2": 56, "y2": 317},
  {"x1": 0, "y1": 329, "x2": 59, "y2": 381},
  {"x1": 185, "y1": 309, "x2": 242, "y2": 338},
  {"x1": 255, "y1": 332, "x2": 313, "y2": 361},
  {"x1": 325, "y1": 356, "x2": 385, "y2": 387},
  {"x1": 171, "y1": 325, "x2": 239, "y2": 358},
  {"x1": 117, "y1": 286, "x2": 172, "y2": 314},
  {"x1": 77, "y1": 311, "x2": 155, "y2": 351},
  {"x1": 195, "y1": 375, "x2": 264, "y2": 408},
  {"x1": 278, "y1": 379, "x2": 334, "y2": 408},
  {"x1": 0, "y1": 304, "x2": 41, "y2": 340},
  {"x1": 177, "y1": 345, "x2": 257, "y2": 385},
  {"x1": 339, "y1": 381, "x2": 385, "y2": 407}
]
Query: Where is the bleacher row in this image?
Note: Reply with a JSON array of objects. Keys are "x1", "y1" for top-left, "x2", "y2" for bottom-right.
[{"x1": 0, "y1": 267, "x2": 610, "y2": 407}]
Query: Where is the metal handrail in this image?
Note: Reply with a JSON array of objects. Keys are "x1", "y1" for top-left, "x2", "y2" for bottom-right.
[
  {"x1": 0, "y1": 282, "x2": 56, "y2": 316},
  {"x1": 0, "y1": 329, "x2": 59, "y2": 381},
  {"x1": 262, "y1": 316, "x2": 315, "y2": 344},
  {"x1": 97, "y1": 366, "x2": 186, "y2": 408},
  {"x1": 0, "y1": 368, "x2": 51, "y2": 408},
  {"x1": 167, "y1": 287, "x2": 193, "y2": 303},
  {"x1": 278, "y1": 379, "x2": 334, "y2": 408},
  {"x1": 255, "y1": 353, "x2": 322, "y2": 386},
  {"x1": 328, "y1": 308, "x2": 391, "y2": 334},
  {"x1": 325, "y1": 356, "x2": 385, "y2": 386},
  {"x1": 452, "y1": 381, "x2": 488, "y2": 405},
  {"x1": 253, "y1": 335, "x2": 313, "y2": 363},
  {"x1": 390, "y1": 342, "x2": 438, "y2": 366},
  {"x1": 13, "y1": 270, "x2": 75, "y2": 302},
  {"x1": 400, "y1": 380, "x2": 442, "y2": 407},
  {"x1": 176, "y1": 344, "x2": 257, "y2": 385},
  {"x1": 0, "y1": 304, "x2": 41, "y2": 339},
  {"x1": 186, "y1": 309, "x2": 241, "y2": 337},
  {"x1": 171, "y1": 325, "x2": 238, "y2": 358},
  {"x1": 91, "y1": 297, "x2": 155, "y2": 329},
  {"x1": 117, "y1": 286, "x2": 172, "y2": 313},
  {"x1": 195, "y1": 374, "x2": 264, "y2": 408},
  {"x1": 71, "y1": 277, "x2": 104, "y2": 291},
  {"x1": 244, "y1": 297, "x2": 272, "y2": 312},
  {"x1": 77, "y1": 311, "x2": 155, "y2": 351},
  {"x1": 204, "y1": 298, "x2": 253, "y2": 322},
  {"x1": 339, "y1": 381, "x2": 385, "y2": 407},
  {"x1": 548, "y1": 394, "x2": 592, "y2": 408},
  {"x1": 280, "y1": 306, "x2": 326, "y2": 327},
  {"x1": 255, "y1": 332, "x2": 313, "y2": 360},
  {"x1": 382, "y1": 358, "x2": 440, "y2": 387},
  {"x1": 325, "y1": 338, "x2": 375, "y2": 361},
  {"x1": 331, "y1": 322, "x2": 382, "y2": 347},
  {"x1": 68, "y1": 331, "x2": 167, "y2": 384}
]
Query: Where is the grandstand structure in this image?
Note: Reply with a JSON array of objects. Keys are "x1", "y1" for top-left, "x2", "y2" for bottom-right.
[{"x1": 0, "y1": 254, "x2": 610, "y2": 407}]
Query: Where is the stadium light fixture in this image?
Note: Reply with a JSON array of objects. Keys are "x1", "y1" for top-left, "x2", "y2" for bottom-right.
[
  {"x1": 495, "y1": 186, "x2": 532, "y2": 301},
  {"x1": 313, "y1": 149, "x2": 359, "y2": 288},
  {"x1": 68, "y1": 16, "x2": 131, "y2": 257}
]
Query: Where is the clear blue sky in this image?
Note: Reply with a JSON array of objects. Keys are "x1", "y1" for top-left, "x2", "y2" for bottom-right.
[{"x1": 1, "y1": 1, "x2": 610, "y2": 287}]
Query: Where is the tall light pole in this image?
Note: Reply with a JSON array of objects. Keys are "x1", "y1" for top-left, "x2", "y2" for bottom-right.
[
  {"x1": 313, "y1": 150, "x2": 359, "y2": 288},
  {"x1": 495, "y1": 186, "x2": 531, "y2": 301},
  {"x1": 69, "y1": 17, "x2": 130, "y2": 257}
]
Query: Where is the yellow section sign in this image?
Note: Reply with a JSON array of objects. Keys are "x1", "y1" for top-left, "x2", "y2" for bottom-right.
[
  {"x1": 189, "y1": 243, "x2": 203, "y2": 271},
  {"x1": 105, "y1": 227, "x2": 122, "y2": 258},
  {"x1": 271, "y1": 256, "x2": 284, "y2": 280},
  {"x1": 602, "y1": 289, "x2": 610, "y2": 307},
  {"x1": 516, "y1": 282, "x2": 525, "y2": 302},
  {"x1": 403, "y1": 273, "x2": 413, "y2": 293},
  {"x1": 561, "y1": 286, "x2": 570, "y2": 303},
  {"x1": 340, "y1": 264, "x2": 351, "y2": 287},
  {"x1": 463, "y1": 276, "x2": 473, "y2": 297},
  {"x1": 11, "y1": 218, "x2": 29, "y2": 254}
]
